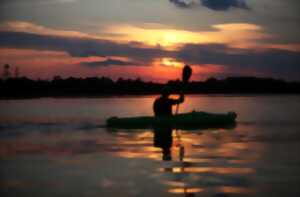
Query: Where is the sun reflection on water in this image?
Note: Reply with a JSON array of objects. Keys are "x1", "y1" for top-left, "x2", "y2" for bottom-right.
[
  {"x1": 0, "y1": 123, "x2": 260, "y2": 196},
  {"x1": 168, "y1": 187, "x2": 204, "y2": 194},
  {"x1": 159, "y1": 166, "x2": 255, "y2": 174},
  {"x1": 101, "y1": 127, "x2": 259, "y2": 196}
]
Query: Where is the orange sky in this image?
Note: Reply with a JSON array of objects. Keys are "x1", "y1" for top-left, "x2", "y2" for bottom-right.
[{"x1": 1, "y1": 15, "x2": 300, "y2": 81}]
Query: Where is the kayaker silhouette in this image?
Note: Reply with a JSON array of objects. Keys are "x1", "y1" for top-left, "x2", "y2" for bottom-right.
[
  {"x1": 152, "y1": 65, "x2": 192, "y2": 161},
  {"x1": 153, "y1": 85, "x2": 185, "y2": 116},
  {"x1": 153, "y1": 65, "x2": 192, "y2": 117}
]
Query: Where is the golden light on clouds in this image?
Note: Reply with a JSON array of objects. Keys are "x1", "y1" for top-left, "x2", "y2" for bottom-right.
[
  {"x1": 160, "y1": 58, "x2": 184, "y2": 68},
  {"x1": 2, "y1": 20, "x2": 298, "y2": 52},
  {"x1": 100, "y1": 24, "x2": 207, "y2": 49},
  {"x1": 99, "y1": 23, "x2": 273, "y2": 50},
  {"x1": 0, "y1": 21, "x2": 96, "y2": 39},
  {"x1": 213, "y1": 23, "x2": 263, "y2": 31}
]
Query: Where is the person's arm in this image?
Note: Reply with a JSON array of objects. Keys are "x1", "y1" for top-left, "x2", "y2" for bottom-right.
[{"x1": 169, "y1": 92, "x2": 184, "y2": 105}]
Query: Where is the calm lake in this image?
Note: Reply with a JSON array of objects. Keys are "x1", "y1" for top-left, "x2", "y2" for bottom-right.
[{"x1": 1, "y1": 95, "x2": 300, "y2": 197}]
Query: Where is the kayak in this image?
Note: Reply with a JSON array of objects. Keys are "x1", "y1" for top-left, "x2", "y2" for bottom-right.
[{"x1": 106, "y1": 111, "x2": 237, "y2": 129}]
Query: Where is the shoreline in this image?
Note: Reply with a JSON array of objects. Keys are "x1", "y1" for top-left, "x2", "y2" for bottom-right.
[{"x1": 1, "y1": 93, "x2": 300, "y2": 100}]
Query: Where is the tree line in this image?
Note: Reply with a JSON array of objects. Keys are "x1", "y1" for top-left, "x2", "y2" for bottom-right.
[{"x1": 0, "y1": 76, "x2": 300, "y2": 98}]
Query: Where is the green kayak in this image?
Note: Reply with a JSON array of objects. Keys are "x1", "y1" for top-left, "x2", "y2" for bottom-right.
[{"x1": 106, "y1": 111, "x2": 237, "y2": 129}]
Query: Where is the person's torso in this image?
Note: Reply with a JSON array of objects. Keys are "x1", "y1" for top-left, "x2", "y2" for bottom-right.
[{"x1": 153, "y1": 97, "x2": 173, "y2": 116}]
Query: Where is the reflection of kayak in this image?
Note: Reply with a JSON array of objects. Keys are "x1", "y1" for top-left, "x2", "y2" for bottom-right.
[{"x1": 106, "y1": 111, "x2": 237, "y2": 129}]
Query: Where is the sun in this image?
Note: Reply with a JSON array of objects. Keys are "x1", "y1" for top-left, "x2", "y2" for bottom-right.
[
  {"x1": 163, "y1": 34, "x2": 178, "y2": 45},
  {"x1": 161, "y1": 58, "x2": 184, "y2": 68}
]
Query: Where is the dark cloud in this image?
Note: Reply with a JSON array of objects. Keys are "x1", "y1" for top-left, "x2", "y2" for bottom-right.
[
  {"x1": 200, "y1": 0, "x2": 249, "y2": 11},
  {"x1": 0, "y1": 31, "x2": 170, "y2": 61},
  {"x1": 176, "y1": 43, "x2": 300, "y2": 78},
  {"x1": 1, "y1": 31, "x2": 299, "y2": 80},
  {"x1": 81, "y1": 58, "x2": 139, "y2": 67},
  {"x1": 169, "y1": 0, "x2": 249, "y2": 11}
]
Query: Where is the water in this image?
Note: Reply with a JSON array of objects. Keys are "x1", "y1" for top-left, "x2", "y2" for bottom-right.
[{"x1": 0, "y1": 95, "x2": 300, "y2": 197}]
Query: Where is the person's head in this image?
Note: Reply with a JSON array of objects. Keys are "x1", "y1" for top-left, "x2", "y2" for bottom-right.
[{"x1": 161, "y1": 85, "x2": 172, "y2": 98}]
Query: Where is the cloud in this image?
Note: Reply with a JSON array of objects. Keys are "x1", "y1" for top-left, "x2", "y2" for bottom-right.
[
  {"x1": 0, "y1": 21, "x2": 99, "y2": 39},
  {"x1": 1, "y1": 31, "x2": 300, "y2": 79},
  {"x1": 176, "y1": 43, "x2": 300, "y2": 78},
  {"x1": 201, "y1": 0, "x2": 249, "y2": 11},
  {"x1": 0, "y1": 0, "x2": 77, "y2": 7},
  {"x1": 0, "y1": 21, "x2": 282, "y2": 52},
  {"x1": 169, "y1": 0, "x2": 249, "y2": 11},
  {"x1": 81, "y1": 58, "x2": 139, "y2": 67},
  {"x1": 169, "y1": 0, "x2": 197, "y2": 8},
  {"x1": 0, "y1": 31, "x2": 170, "y2": 61}
]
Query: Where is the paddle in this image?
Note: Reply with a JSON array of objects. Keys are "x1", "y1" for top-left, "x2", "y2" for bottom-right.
[
  {"x1": 182, "y1": 64, "x2": 192, "y2": 84},
  {"x1": 175, "y1": 65, "x2": 192, "y2": 162},
  {"x1": 175, "y1": 64, "x2": 192, "y2": 115}
]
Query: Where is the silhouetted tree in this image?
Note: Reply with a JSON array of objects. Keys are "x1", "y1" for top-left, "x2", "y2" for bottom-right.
[
  {"x1": 14, "y1": 67, "x2": 19, "y2": 78},
  {"x1": 2, "y1": 64, "x2": 11, "y2": 80}
]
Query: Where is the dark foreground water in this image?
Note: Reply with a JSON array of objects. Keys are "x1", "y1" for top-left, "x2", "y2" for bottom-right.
[{"x1": 0, "y1": 95, "x2": 300, "y2": 197}]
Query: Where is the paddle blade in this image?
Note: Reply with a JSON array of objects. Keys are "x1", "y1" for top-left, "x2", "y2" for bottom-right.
[{"x1": 182, "y1": 64, "x2": 192, "y2": 83}]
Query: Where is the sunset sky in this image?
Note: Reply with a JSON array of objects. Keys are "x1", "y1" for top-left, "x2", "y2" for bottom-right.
[{"x1": 0, "y1": 0, "x2": 299, "y2": 81}]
